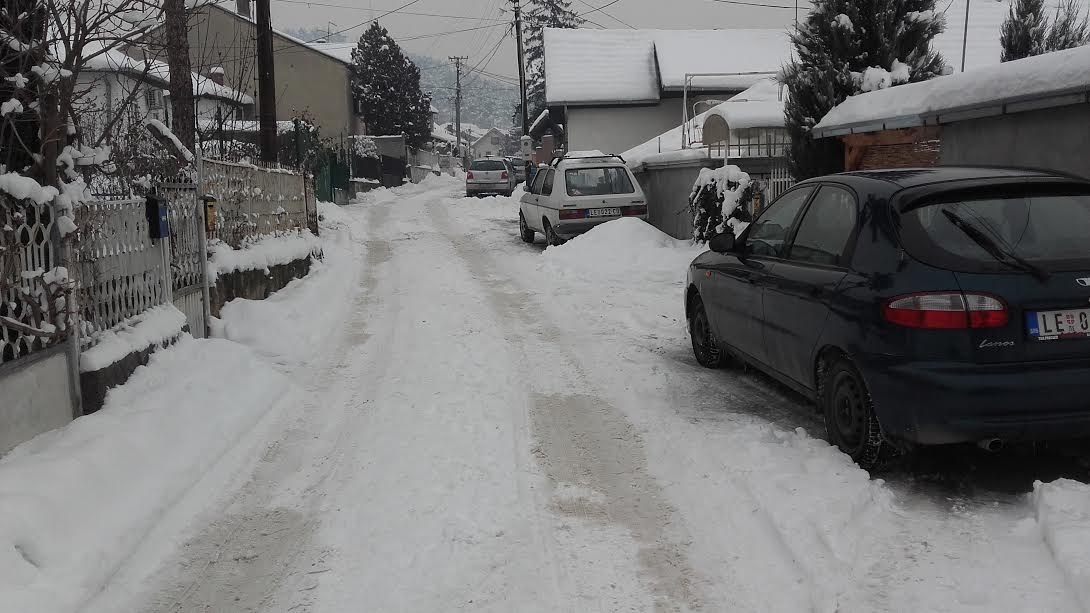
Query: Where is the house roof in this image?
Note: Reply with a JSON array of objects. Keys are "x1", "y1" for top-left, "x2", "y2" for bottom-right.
[
  {"x1": 812, "y1": 44, "x2": 1090, "y2": 138},
  {"x1": 472, "y1": 128, "x2": 507, "y2": 147},
  {"x1": 543, "y1": 28, "x2": 788, "y2": 106},
  {"x1": 82, "y1": 48, "x2": 254, "y2": 105},
  {"x1": 303, "y1": 41, "x2": 355, "y2": 65},
  {"x1": 205, "y1": 4, "x2": 353, "y2": 66}
]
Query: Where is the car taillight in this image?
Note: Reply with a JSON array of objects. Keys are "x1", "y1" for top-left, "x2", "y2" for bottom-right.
[
  {"x1": 467, "y1": 171, "x2": 474, "y2": 180},
  {"x1": 501, "y1": 171, "x2": 509, "y2": 180},
  {"x1": 622, "y1": 205, "x2": 647, "y2": 216},
  {"x1": 559, "y1": 209, "x2": 586, "y2": 220},
  {"x1": 882, "y1": 292, "x2": 1009, "y2": 329}
]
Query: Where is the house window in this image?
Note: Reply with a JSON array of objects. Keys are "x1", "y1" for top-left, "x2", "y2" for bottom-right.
[{"x1": 145, "y1": 88, "x2": 162, "y2": 109}]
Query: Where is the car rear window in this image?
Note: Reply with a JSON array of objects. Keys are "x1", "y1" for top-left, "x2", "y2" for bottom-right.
[
  {"x1": 471, "y1": 160, "x2": 507, "y2": 171},
  {"x1": 564, "y1": 167, "x2": 634, "y2": 196},
  {"x1": 899, "y1": 190, "x2": 1090, "y2": 273}
]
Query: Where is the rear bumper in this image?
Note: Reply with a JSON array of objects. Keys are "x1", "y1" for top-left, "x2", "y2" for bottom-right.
[
  {"x1": 555, "y1": 214, "x2": 647, "y2": 239},
  {"x1": 856, "y1": 354, "x2": 1090, "y2": 444},
  {"x1": 466, "y1": 182, "x2": 511, "y2": 194}
]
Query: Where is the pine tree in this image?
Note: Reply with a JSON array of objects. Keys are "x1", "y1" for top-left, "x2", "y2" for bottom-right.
[
  {"x1": 351, "y1": 22, "x2": 434, "y2": 148},
  {"x1": 1000, "y1": 0, "x2": 1049, "y2": 61},
  {"x1": 1045, "y1": 0, "x2": 1090, "y2": 52},
  {"x1": 781, "y1": 0, "x2": 946, "y2": 179},
  {"x1": 523, "y1": 0, "x2": 582, "y2": 120}
]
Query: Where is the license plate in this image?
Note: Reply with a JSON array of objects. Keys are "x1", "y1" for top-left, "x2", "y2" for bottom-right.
[
  {"x1": 1027, "y1": 308, "x2": 1090, "y2": 341},
  {"x1": 587, "y1": 207, "x2": 621, "y2": 217}
]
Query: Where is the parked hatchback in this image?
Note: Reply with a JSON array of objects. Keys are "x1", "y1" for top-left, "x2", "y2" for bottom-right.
[
  {"x1": 466, "y1": 158, "x2": 516, "y2": 197},
  {"x1": 519, "y1": 152, "x2": 647, "y2": 245},
  {"x1": 685, "y1": 167, "x2": 1090, "y2": 468}
]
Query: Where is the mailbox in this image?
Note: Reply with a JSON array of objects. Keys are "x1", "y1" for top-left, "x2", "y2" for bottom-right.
[
  {"x1": 520, "y1": 135, "x2": 533, "y2": 155},
  {"x1": 201, "y1": 194, "x2": 218, "y2": 234},
  {"x1": 145, "y1": 195, "x2": 170, "y2": 240}
]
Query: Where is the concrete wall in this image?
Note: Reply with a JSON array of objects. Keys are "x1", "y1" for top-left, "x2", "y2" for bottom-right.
[
  {"x1": 940, "y1": 104, "x2": 1090, "y2": 180},
  {"x1": 565, "y1": 95, "x2": 726, "y2": 156},
  {"x1": 633, "y1": 157, "x2": 724, "y2": 240},
  {"x1": 0, "y1": 347, "x2": 75, "y2": 455},
  {"x1": 137, "y1": 4, "x2": 360, "y2": 139}
]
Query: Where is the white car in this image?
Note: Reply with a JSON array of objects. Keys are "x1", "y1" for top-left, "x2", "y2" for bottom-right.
[
  {"x1": 519, "y1": 153, "x2": 648, "y2": 245},
  {"x1": 466, "y1": 158, "x2": 516, "y2": 197}
]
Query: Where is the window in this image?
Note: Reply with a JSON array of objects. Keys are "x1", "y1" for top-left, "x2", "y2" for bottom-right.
[
  {"x1": 788, "y1": 186, "x2": 857, "y2": 267},
  {"x1": 145, "y1": 88, "x2": 162, "y2": 109},
  {"x1": 541, "y1": 170, "x2": 556, "y2": 196},
  {"x1": 744, "y1": 186, "x2": 813, "y2": 258},
  {"x1": 470, "y1": 160, "x2": 507, "y2": 171},
  {"x1": 564, "y1": 167, "x2": 634, "y2": 196},
  {"x1": 899, "y1": 189, "x2": 1090, "y2": 272},
  {"x1": 530, "y1": 169, "x2": 547, "y2": 195}
]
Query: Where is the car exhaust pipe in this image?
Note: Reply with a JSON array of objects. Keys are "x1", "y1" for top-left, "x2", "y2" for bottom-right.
[{"x1": 977, "y1": 438, "x2": 1005, "y2": 453}]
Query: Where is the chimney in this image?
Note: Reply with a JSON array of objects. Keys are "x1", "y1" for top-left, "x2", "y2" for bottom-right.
[
  {"x1": 209, "y1": 66, "x2": 225, "y2": 86},
  {"x1": 236, "y1": 0, "x2": 251, "y2": 18}
]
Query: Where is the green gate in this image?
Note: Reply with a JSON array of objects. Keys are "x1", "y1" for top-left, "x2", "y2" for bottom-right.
[{"x1": 316, "y1": 154, "x2": 350, "y2": 203}]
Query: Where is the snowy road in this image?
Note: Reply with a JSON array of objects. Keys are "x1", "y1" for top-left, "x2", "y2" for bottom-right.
[{"x1": 82, "y1": 177, "x2": 1090, "y2": 613}]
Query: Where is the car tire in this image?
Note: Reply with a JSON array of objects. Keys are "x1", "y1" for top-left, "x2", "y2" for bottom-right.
[
  {"x1": 689, "y1": 295, "x2": 723, "y2": 369},
  {"x1": 821, "y1": 358, "x2": 889, "y2": 470},
  {"x1": 519, "y1": 212, "x2": 535, "y2": 243},
  {"x1": 544, "y1": 220, "x2": 565, "y2": 246}
]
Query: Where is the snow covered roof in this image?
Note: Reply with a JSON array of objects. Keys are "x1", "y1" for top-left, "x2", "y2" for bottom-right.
[
  {"x1": 472, "y1": 128, "x2": 507, "y2": 147},
  {"x1": 813, "y1": 44, "x2": 1090, "y2": 138},
  {"x1": 82, "y1": 48, "x2": 254, "y2": 105},
  {"x1": 303, "y1": 41, "x2": 355, "y2": 65},
  {"x1": 202, "y1": 4, "x2": 352, "y2": 66},
  {"x1": 543, "y1": 28, "x2": 789, "y2": 106},
  {"x1": 431, "y1": 123, "x2": 456, "y2": 143},
  {"x1": 543, "y1": 29, "x2": 659, "y2": 106}
]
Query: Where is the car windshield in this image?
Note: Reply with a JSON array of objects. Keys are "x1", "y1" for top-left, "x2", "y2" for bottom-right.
[
  {"x1": 900, "y1": 191, "x2": 1090, "y2": 272},
  {"x1": 471, "y1": 160, "x2": 507, "y2": 171},
  {"x1": 564, "y1": 166, "x2": 634, "y2": 196}
]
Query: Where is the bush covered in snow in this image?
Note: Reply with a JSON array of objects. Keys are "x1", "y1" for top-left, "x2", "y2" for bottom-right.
[{"x1": 688, "y1": 165, "x2": 753, "y2": 243}]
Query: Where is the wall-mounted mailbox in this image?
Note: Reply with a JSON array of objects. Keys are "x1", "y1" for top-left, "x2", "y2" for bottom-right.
[
  {"x1": 201, "y1": 194, "x2": 218, "y2": 234},
  {"x1": 145, "y1": 195, "x2": 170, "y2": 240}
]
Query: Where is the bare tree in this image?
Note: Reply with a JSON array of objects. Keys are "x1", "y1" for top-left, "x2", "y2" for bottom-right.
[{"x1": 163, "y1": 0, "x2": 195, "y2": 150}]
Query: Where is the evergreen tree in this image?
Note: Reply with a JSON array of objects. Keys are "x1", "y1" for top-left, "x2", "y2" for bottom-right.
[
  {"x1": 523, "y1": 0, "x2": 582, "y2": 122},
  {"x1": 782, "y1": 0, "x2": 946, "y2": 179},
  {"x1": 351, "y1": 22, "x2": 433, "y2": 148},
  {"x1": 1045, "y1": 0, "x2": 1090, "y2": 52},
  {"x1": 1000, "y1": 0, "x2": 1049, "y2": 61}
]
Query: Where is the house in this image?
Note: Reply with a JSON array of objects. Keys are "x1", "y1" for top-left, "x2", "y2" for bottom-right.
[
  {"x1": 541, "y1": 28, "x2": 792, "y2": 155},
  {"x1": 811, "y1": 44, "x2": 1090, "y2": 180},
  {"x1": 128, "y1": 0, "x2": 363, "y2": 140},
  {"x1": 75, "y1": 48, "x2": 253, "y2": 144},
  {"x1": 470, "y1": 128, "x2": 508, "y2": 159}
]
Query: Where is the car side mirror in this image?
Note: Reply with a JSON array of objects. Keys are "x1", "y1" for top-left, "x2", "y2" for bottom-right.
[{"x1": 709, "y1": 232, "x2": 736, "y2": 254}]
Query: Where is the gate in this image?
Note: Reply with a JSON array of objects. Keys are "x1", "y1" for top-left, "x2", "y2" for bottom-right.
[{"x1": 156, "y1": 180, "x2": 209, "y2": 338}]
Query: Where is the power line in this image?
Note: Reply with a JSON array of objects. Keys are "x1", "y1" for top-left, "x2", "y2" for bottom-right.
[
  {"x1": 703, "y1": 0, "x2": 799, "y2": 9},
  {"x1": 268, "y1": 0, "x2": 510, "y2": 21},
  {"x1": 574, "y1": 0, "x2": 635, "y2": 28}
]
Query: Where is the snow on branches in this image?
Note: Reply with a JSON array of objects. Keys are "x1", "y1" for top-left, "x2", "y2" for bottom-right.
[{"x1": 689, "y1": 166, "x2": 753, "y2": 243}]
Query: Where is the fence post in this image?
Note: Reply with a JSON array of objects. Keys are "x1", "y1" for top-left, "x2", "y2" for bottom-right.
[
  {"x1": 57, "y1": 227, "x2": 83, "y2": 418},
  {"x1": 195, "y1": 147, "x2": 212, "y2": 337}
]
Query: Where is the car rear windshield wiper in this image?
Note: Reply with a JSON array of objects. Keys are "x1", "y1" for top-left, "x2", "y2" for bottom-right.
[{"x1": 941, "y1": 209, "x2": 1050, "y2": 282}]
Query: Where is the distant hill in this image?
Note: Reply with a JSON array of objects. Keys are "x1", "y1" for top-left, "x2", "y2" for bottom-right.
[{"x1": 409, "y1": 53, "x2": 518, "y2": 131}]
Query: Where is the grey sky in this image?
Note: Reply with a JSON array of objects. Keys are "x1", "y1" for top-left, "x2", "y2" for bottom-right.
[{"x1": 269, "y1": 0, "x2": 806, "y2": 79}]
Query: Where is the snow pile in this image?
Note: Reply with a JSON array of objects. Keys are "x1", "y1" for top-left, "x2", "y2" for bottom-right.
[
  {"x1": 215, "y1": 201, "x2": 363, "y2": 365},
  {"x1": 206, "y1": 229, "x2": 322, "y2": 281},
  {"x1": 0, "y1": 335, "x2": 297, "y2": 613},
  {"x1": 854, "y1": 61, "x2": 911, "y2": 94},
  {"x1": 833, "y1": 13, "x2": 854, "y2": 30},
  {"x1": 0, "y1": 171, "x2": 58, "y2": 205},
  {"x1": 80, "y1": 304, "x2": 187, "y2": 372},
  {"x1": 542, "y1": 218, "x2": 702, "y2": 284},
  {"x1": 1032, "y1": 479, "x2": 1090, "y2": 608}
]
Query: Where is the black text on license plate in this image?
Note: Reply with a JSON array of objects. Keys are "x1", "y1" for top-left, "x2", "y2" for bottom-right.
[
  {"x1": 1027, "y1": 308, "x2": 1090, "y2": 341},
  {"x1": 588, "y1": 207, "x2": 620, "y2": 217}
]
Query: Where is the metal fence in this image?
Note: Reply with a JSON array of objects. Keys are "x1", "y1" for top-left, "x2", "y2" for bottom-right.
[{"x1": 202, "y1": 159, "x2": 313, "y2": 248}]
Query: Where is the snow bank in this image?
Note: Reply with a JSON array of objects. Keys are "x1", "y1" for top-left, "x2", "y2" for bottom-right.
[
  {"x1": 207, "y1": 229, "x2": 321, "y2": 281},
  {"x1": 80, "y1": 304, "x2": 187, "y2": 372},
  {"x1": 215, "y1": 201, "x2": 363, "y2": 365},
  {"x1": 0, "y1": 336, "x2": 296, "y2": 613},
  {"x1": 542, "y1": 218, "x2": 702, "y2": 284},
  {"x1": 1033, "y1": 479, "x2": 1090, "y2": 608}
]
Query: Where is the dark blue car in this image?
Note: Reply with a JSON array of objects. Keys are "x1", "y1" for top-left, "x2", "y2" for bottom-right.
[{"x1": 686, "y1": 167, "x2": 1090, "y2": 468}]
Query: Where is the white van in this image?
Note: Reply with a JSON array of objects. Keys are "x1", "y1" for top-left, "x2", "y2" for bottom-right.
[{"x1": 518, "y1": 152, "x2": 648, "y2": 245}]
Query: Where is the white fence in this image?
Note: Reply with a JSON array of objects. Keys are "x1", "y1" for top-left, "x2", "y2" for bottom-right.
[{"x1": 202, "y1": 159, "x2": 312, "y2": 248}]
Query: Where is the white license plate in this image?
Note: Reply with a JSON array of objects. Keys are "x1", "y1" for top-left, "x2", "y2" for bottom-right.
[
  {"x1": 587, "y1": 207, "x2": 621, "y2": 217},
  {"x1": 1027, "y1": 308, "x2": 1090, "y2": 340}
]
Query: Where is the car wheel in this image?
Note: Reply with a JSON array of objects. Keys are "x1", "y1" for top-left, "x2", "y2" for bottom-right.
[
  {"x1": 822, "y1": 358, "x2": 889, "y2": 470},
  {"x1": 544, "y1": 220, "x2": 565, "y2": 246},
  {"x1": 689, "y1": 295, "x2": 723, "y2": 368},
  {"x1": 519, "y1": 211, "x2": 535, "y2": 243}
]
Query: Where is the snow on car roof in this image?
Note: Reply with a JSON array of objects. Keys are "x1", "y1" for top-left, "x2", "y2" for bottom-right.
[{"x1": 813, "y1": 44, "x2": 1090, "y2": 137}]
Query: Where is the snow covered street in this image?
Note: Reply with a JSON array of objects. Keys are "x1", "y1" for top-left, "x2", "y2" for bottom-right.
[{"x1": 12, "y1": 176, "x2": 1090, "y2": 613}]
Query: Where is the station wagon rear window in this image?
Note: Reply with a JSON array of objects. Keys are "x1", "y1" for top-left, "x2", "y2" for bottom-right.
[
  {"x1": 564, "y1": 167, "x2": 634, "y2": 197},
  {"x1": 471, "y1": 160, "x2": 507, "y2": 171},
  {"x1": 899, "y1": 190, "x2": 1090, "y2": 273}
]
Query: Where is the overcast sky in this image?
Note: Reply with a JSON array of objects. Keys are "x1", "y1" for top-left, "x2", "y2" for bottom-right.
[{"x1": 267, "y1": 0, "x2": 807, "y2": 79}]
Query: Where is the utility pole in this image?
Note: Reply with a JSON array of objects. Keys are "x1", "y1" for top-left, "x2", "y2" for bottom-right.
[
  {"x1": 512, "y1": 0, "x2": 529, "y2": 136},
  {"x1": 960, "y1": 0, "x2": 970, "y2": 72},
  {"x1": 256, "y1": 0, "x2": 278, "y2": 162},
  {"x1": 164, "y1": 0, "x2": 196, "y2": 150},
  {"x1": 450, "y1": 56, "x2": 467, "y2": 164}
]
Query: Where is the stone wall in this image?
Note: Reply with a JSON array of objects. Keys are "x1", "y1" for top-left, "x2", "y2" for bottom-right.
[{"x1": 210, "y1": 257, "x2": 315, "y2": 317}]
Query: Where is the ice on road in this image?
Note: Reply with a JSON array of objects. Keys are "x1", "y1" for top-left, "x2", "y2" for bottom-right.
[{"x1": 58, "y1": 177, "x2": 1090, "y2": 613}]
